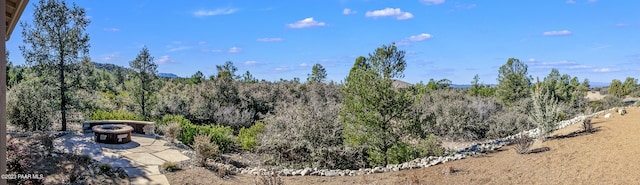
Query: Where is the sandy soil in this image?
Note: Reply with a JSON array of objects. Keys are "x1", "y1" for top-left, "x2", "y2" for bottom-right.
[{"x1": 166, "y1": 107, "x2": 640, "y2": 185}]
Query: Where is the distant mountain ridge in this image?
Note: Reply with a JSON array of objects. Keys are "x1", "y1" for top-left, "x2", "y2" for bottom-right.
[{"x1": 93, "y1": 62, "x2": 179, "y2": 78}]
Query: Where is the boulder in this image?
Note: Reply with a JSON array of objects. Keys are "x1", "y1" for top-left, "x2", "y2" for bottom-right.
[
  {"x1": 604, "y1": 113, "x2": 613, "y2": 118},
  {"x1": 618, "y1": 109, "x2": 627, "y2": 115}
]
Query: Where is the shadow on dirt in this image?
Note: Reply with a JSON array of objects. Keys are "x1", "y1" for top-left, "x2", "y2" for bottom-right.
[
  {"x1": 528, "y1": 147, "x2": 551, "y2": 154},
  {"x1": 547, "y1": 127, "x2": 601, "y2": 141}
]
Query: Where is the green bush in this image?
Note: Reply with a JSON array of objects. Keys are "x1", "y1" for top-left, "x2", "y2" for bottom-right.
[
  {"x1": 89, "y1": 110, "x2": 142, "y2": 121},
  {"x1": 158, "y1": 114, "x2": 191, "y2": 127},
  {"x1": 178, "y1": 122, "x2": 234, "y2": 152},
  {"x1": 238, "y1": 121, "x2": 266, "y2": 151}
]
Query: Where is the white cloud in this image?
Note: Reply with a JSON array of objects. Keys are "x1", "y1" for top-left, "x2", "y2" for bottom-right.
[
  {"x1": 343, "y1": 8, "x2": 357, "y2": 15},
  {"x1": 275, "y1": 66, "x2": 293, "y2": 71},
  {"x1": 542, "y1": 30, "x2": 572, "y2": 36},
  {"x1": 193, "y1": 8, "x2": 238, "y2": 17},
  {"x1": 566, "y1": 0, "x2": 576, "y2": 4},
  {"x1": 588, "y1": 0, "x2": 598, "y2": 2},
  {"x1": 592, "y1": 68, "x2": 611, "y2": 72},
  {"x1": 155, "y1": 55, "x2": 176, "y2": 64},
  {"x1": 244, "y1": 61, "x2": 258, "y2": 66},
  {"x1": 397, "y1": 33, "x2": 433, "y2": 46},
  {"x1": 365, "y1": 8, "x2": 414, "y2": 20},
  {"x1": 166, "y1": 46, "x2": 191, "y2": 52},
  {"x1": 103, "y1": 28, "x2": 120, "y2": 32},
  {"x1": 256, "y1": 37, "x2": 284, "y2": 42},
  {"x1": 405, "y1": 33, "x2": 433, "y2": 42},
  {"x1": 228, "y1": 47, "x2": 242, "y2": 53},
  {"x1": 299, "y1": 63, "x2": 310, "y2": 67},
  {"x1": 198, "y1": 41, "x2": 207, "y2": 45},
  {"x1": 100, "y1": 53, "x2": 119, "y2": 62},
  {"x1": 287, "y1": 17, "x2": 327, "y2": 28},
  {"x1": 420, "y1": 0, "x2": 445, "y2": 5}
]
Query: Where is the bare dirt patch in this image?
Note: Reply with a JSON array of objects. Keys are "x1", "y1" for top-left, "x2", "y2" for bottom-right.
[{"x1": 166, "y1": 108, "x2": 640, "y2": 184}]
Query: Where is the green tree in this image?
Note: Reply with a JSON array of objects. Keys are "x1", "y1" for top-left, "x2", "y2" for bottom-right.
[
  {"x1": 341, "y1": 43, "x2": 413, "y2": 166},
  {"x1": 367, "y1": 43, "x2": 406, "y2": 79},
  {"x1": 307, "y1": 63, "x2": 327, "y2": 83},
  {"x1": 608, "y1": 79, "x2": 624, "y2": 98},
  {"x1": 187, "y1": 71, "x2": 204, "y2": 84},
  {"x1": 240, "y1": 70, "x2": 258, "y2": 83},
  {"x1": 622, "y1": 77, "x2": 637, "y2": 97},
  {"x1": 19, "y1": 0, "x2": 90, "y2": 131},
  {"x1": 469, "y1": 74, "x2": 495, "y2": 97},
  {"x1": 129, "y1": 46, "x2": 158, "y2": 120},
  {"x1": 216, "y1": 61, "x2": 237, "y2": 79},
  {"x1": 496, "y1": 58, "x2": 532, "y2": 105}
]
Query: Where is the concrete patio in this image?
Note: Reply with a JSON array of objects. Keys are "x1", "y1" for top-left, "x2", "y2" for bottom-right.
[{"x1": 55, "y1": 132, "x2": 191, "y2": 185}]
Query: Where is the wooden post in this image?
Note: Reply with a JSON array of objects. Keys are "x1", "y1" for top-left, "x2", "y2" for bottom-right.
[{"x1": 0, "y1": 1, "x2": 8, "y2": 184}]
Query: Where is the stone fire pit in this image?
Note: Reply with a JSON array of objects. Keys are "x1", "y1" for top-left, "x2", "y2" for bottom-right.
[{"x1": 92, "y1": 124, "x2": 133, "y2": 144}]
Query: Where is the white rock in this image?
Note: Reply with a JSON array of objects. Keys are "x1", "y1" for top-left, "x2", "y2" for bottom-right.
[{"x1": 605, "y1": 113, "x2": 612, "y2": 118}]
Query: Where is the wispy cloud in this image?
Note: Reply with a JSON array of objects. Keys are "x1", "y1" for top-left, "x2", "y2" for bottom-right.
[
  {"x1": 299, "y1": 63, "x2": 310, "y2": 67},
  {"x1": 100, "y1": 53, "x2": 119, "y2": 62},
  {"x1": 527, "y1": 59, "x2": 594, "y2": 71},
  {"x1": 244, "y1": 61, "x2": 259, "y2": 66},
  {"x1": 420, "y1": 0, "x2": 445, "y2": 5},
  {"x1": 193, "y1": 8, "x2": 238, "y2": 17},
  {"x1": 615, "y1": 23, "x2": 631, "y2": 27},
  {"x1": 155, "y1": 55, "x2": 176, "y2": 64},
  {"x1": 256, "y1": 37, "x2": 284, "y2": 42},
  {"x1": 343, "y1": 8, "x2": 357, "y2": 15},
  {"x1": 592, "y1": 68, "x2": 615, "y2": 73},
  {"x1": 228, "y1": 47, "x2": 242, "y2": 53},
  {"x1": 365, "y1": 8, "x2": 414, "y2": 20},
  {"x1": 103, "y1": 28, "x2": 120, "y2": 32},
  {"x1": 166, "y1": 46, "x2": 191, "y2": 52},
  {"x1": 588, "y1": 0, "x2": 598, "y2": 2},
  {"x1": 542, "y1": 30, "x2": 572, "y2": 36},
  {"x1": 566, "y1": 0, "x2": 576, "y2": 4},
  {"x1": 397, "y1": 33, "x2": 433, "y2": 46},
  {"x1": 287, "y1": 17, "x2": 327, "y2": 28},
  {"x1": 274, "y1": 66, "x2": 294, "y2": 71},
  {"x1": 405, "y1": 33, "x2": 433, "y2": 42}
]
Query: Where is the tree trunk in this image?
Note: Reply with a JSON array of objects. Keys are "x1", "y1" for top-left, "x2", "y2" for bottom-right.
[{"x1": 60, "y1": 57, "x2": 67, "y2": 131}]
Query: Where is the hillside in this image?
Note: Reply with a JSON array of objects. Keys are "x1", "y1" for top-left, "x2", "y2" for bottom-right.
[{"x1": 166, "y1": 108, "x2": 640, "y2": 184}]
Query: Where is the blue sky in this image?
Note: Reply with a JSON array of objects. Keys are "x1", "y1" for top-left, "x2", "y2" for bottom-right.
[{"x1": 5, "y1": 0, "x2": 640, "y2": 84}]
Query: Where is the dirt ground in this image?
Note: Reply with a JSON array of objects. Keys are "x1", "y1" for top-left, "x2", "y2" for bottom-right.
[{"x1": 166, "y1": 107, "x2": 640, "y2": 185}]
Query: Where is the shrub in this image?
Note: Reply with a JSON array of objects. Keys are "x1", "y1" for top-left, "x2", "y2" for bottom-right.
[
  {"x1": 162, "y1": 162, "x2": 180, "y2": 172},
  {"x1": 238, "y1": 121, "x2": 266, "y2": 151},
  {"x1": 162, "y1": 122, "x2": 182, "y2": 143},
  {"x1": 179, "y1": 122, "x2": 234, "y2": 152},
  {"x1": 7, "y1": 77, "x2": 56, "y2": 131},
  {"x1": 582, "y1": 118, "x2": 593, "y2": 133},
  {"x1": 416, "y1": 134, "x2": 446, "y2": 157},
  {"x1": 258, "y1": 96, "x2": 344, "y2": 168},
  {"x1": 514, "y1": 134, "x2": 534, "y2": 154},
  {"x1": 99, "y1": 163, "x2": 112, "y2": 173},
  {"x1": 254, "y1": 169, "x2": 284, "y2": 185},
  {"x1": 601, "y1": 95, "x2": 624, "y2": 109},
  {"x1": 529, "y1": 88, "x2": 561, "y2": 141},
  {"x1": 89, "y1": 110, "x2": 142, "y2": 121},
  {"x1": 193, "y1": 134, "x2": 220, "y2": 166},
  {"x1": 38, "y1": 133, "x2": 54, "y2": 156}
]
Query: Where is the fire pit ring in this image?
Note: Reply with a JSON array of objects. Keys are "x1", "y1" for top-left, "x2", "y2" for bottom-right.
[{"x1": 92, "y1": 124, "x2": 133, "y2": 144}]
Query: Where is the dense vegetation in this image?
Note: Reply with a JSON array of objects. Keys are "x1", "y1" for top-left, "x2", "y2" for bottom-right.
[{"x1": 8, "y1": 0, "x2": 634, "y2": 171}]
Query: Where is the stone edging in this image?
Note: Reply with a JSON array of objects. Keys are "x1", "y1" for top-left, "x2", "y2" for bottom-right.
[{"x1": 231, "y1": 108, "x2": 613, "y2": 177}]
